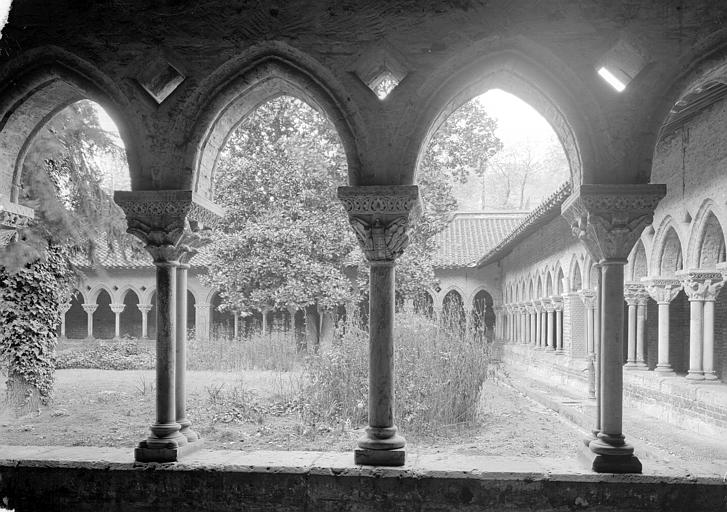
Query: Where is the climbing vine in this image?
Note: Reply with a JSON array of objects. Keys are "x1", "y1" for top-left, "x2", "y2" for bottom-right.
[{"x1": 0, "y1": 246, "x2": 72, "y2": 410}]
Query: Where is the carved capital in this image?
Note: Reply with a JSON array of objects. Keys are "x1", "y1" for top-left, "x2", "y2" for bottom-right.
[
  {"x1": 82, "y1": 304, "x2": 98, "y2": 314},
  {"x1": 337, "y1": 185, "x2": 418, "y2": 262},
  {"x1": 0, "y1": 196, "x2": 34, "y2": 246},
  {"x1": 561, "y1": 184, "x2": 665, "y2": 262},
  {"x1": 550, "y1": 296, "x2": 564, "y2": 312},
  {"x1": 137, "y1": 303, "x2": 153, "y2": 313},
  {"x1": 194, "y1": 303, "x2": 211, "y2": 310},
  {"x1": 624, "y1": 282, "x2": 646, "y2": 306},
  {"x1": 677, "y1": 270, "x2": 725, "y2": 301},
  {"x1": 541, "y1": 298, "x2": 554, "y2": 312},
  {"x1": 642, "y1": 277, "x2": 682, "y2": 304},
  {"x1": 578, "y1": 288, "x2": 597, "y2": 309},
  {"x1": 114, "y1": 190, "x2": 223, "y2": 262},
  {"x1": 110, "y1": 303, "x2": 126, "y2": 314}
]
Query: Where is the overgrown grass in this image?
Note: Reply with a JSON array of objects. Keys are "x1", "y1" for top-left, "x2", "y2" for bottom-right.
[
  {"x1": 187, "y1": 330, "x2": 302, "y2": 372},
  {"x1": 301, "y1": 308, "x2": 494, "y2": 438},
  {"x1": 55, "y1": 338, "x2": 155, "y2": 370}
]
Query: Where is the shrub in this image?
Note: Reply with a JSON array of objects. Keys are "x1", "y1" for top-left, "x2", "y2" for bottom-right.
[
  {"x1": 54, "y1": 338, "x2": 155, "y2": 370},
  {"x1": 300, "y1": 308, "x2": 493, "y2": 438}
]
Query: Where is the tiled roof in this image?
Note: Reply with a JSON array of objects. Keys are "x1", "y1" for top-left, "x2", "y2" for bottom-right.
[
  {"x1": 476, "y1": 181, "x2": 572, "y2": 268},
  {"x1": 70, "y1": 237, "x2": 213, "y2": 269},
  {"x1": 432, "y1": 211, "x2": 527, "y2": 268}
]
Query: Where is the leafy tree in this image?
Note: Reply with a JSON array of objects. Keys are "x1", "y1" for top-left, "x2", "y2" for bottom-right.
[{"x1": 204, "y1": 96, "x2": 357, "y2": 331}]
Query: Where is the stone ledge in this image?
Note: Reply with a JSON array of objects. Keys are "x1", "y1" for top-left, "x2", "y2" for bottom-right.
[{"x1": 1, "y1": 446, "x2": 726, "y2": 512}]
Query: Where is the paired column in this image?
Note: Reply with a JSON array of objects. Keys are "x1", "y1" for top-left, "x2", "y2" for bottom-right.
[
  {"x1": 176, "y1": 261, "x2": 198, "y2": 442},
  {"x1": 115, "y1": 190, "x2": 222, "y2": 462},
  {"x1": 562, "y1": 183, "x2": 665, "y2": 473},
  {"x1": 543, "y1": 299, "x2": 555, "y2": 350},
  {"x1": 624, "y1": 283, "x2": 649, "y2": 369},
  {"x1": 338, "y1": 185, "x2": 418, "y2": 466},
  {"x1": 82, "y1": 304, "x2": 97, "y2": 340},
  {"x1": 110, "y1": 303, "x2": 125, "y2": 340},
  {"x1": 642, "y1": 278, "x2": 681, "y2": 374},
  {"x1": 677, "y1": 271, "x2": 724, "y2": 381},
  {"x1": 552, "y1": 296, "x2": 564, "y2": 353},
  {"x1": 534, "y1": 302, "x2": 543, "y2": 348}
]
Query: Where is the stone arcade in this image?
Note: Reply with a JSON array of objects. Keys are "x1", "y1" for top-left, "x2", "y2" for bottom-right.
[{"x1": 2, "y1": 1, "x2": 727, "y2": 510}]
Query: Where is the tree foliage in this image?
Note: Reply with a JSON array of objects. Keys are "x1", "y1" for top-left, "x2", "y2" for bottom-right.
[{"x1": 205, "y1": 96, "x2": 503, "y2": 316}]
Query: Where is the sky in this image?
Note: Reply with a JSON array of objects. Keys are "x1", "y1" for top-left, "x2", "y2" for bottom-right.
[{"x1": 477, "y1": 88, "x2": 557, "y2": 145}]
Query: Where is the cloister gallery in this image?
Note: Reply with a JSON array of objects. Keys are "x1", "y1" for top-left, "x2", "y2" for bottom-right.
[{"x1": 2, "y1": 1, "x2": 727, "y2": 510}]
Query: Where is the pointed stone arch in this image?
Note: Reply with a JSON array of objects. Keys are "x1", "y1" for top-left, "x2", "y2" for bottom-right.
[
  {"x1": 652, "y1": 216, "x2": 685, "y2": 277},
  {"x1": 0, "y1": 46, "x2": 141, "y2": 200},
  {"x1": 184, "y1": 43, "x2": 365, "y2": 198},
  {"x1": 687, "y1": 199, "x2": 727, "y2": 269},
  {"x1": 629, "y1": 239, "x2": 649, "y2": 281}
]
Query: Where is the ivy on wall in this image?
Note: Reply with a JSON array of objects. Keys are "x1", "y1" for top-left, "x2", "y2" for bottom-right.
[{"x1": 0, "y1": 246, "x2": 71, "y2": 410}]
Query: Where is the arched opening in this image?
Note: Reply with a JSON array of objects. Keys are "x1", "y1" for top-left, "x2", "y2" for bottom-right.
[
  {"x1": 659, "y1": 228, "x2": 683, "y2": 277},
  {"x1": 472, "y1": 290, "x2": 495, "y2": 342},
  {"x1": 555, "y1": 267, "x2": 565, "y2": 296},
  {"x1": 413, "y1": 291, "x2": 434, "y2": 318},
  {"x1": 571, "y1": 261, "x2": 583, "y2": 292},
  {"x1": 93, "y1": 290, "x2": 114, "y2": 340},
  {"x1": 120, "y1": 290, "x2": 141, "y2": 339},
  {"x1": 631, "y1": 241, "x2": 648, "y2": 281},
  {"x1": 65, "y1": 290, "x2": 86, "y2": 340},
  {"x1": 697, "y1": 212, "x2": 726, "y2": 269}
]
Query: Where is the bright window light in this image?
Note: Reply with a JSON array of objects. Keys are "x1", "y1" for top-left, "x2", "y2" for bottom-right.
[{"x1": 598, "y1": 67, "x2": 626, "y2": 92}]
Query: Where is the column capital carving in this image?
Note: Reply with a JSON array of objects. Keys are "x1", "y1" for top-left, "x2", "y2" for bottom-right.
[
  {"x1": 114, "y1": 190, "x2": 224, "y2": 262},
  {"x1": 676, "y1": 270, "x2": 725, "y2": 301},
  {"x1": 561, "y1": 184, "x2": 666, "y2": 262},
  {"x1": 194, "y1": 302, "x2": 211, "y2": 310},
  {"x1": 550, "y1": 296, "x2": 564, "y2": 312},
  {"x1": 624, "y1": 282, "x2": 645, "y2": 306},
  {"x1": 137, "y1": 303, "x2": 153, "y2": 313},
  {"x1": 0, "y1": 196, "x2": 34, "y2": 246},
  {"x1": 337, "y1": 185, "x2": 419, "y2": 262},
  {"x1": 110, "y1": 303, "x2": 126, "y2": 314},
  {"x1": 82, "y1": 304, "x2": 98, "y2": 314},
  {"x1": 541, "y1": 298, "x2": 554, "y2": 312},
  {"x1": 578, "y1": 288, "x2": 597, "y2": 309},
  {"x1": 642, "y1": 277, "x2": 682, "y2": 304},
  {"x1": 59, "y1": 302, "x2": 72, "y2": 314}
]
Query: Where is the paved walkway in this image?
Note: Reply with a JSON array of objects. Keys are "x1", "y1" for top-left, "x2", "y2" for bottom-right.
[{"x1": 504, "y1": 372, "x2": 727, "y2": 478}]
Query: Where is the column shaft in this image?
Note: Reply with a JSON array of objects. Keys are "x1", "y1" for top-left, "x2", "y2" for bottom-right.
[
  {"x1": 703, "y1": 300, "x2": 717, "y2": 380},
  {"x1": 625, "y1": 303, "x2": 637, "y2": 367},
  {"x1": 547, "y1": 310, "x2": 555, "y2": 350},
  {"x1": 687, "y1": 299, "x2": 704, "y2": 380},
  {"x1": 176, "y1": 264, "x2": 197, "y2": 442},
  {"x1": 656, "y1": 303, "x2": 672, "y2": 371},
  {"x1": 635, "y1": 301, "x2": 647, "y2": 368},
  {"x1": 556, "y1": 309, "x2": 563, "y2": 352}
]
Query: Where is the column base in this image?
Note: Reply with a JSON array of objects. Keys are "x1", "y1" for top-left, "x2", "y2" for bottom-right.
[
  {"x1": 135, "y1": 438, "x2": 204, "y2": 463},
  {"x1": 579, "y1": 438, "x2": 641, "y2": 473},
  {"x1": 634, "y1": 362, "x2": 648, "y2": 369},
  {"x1": 654, "y1": 365, "x2": 676, "y2": 375},
  {"x1": 624, "y1": 362, "x2": 637, "y2": 368},
  {"x1": 703, "y1": 372, "x2": 719, "y2": 381},
  {"x1": 555, "y1": 349, "x2": 565, "y2": 355},
  {"x1": 355, "y1": 447, "x2": 405, "y2": 466},
  {"x1": 686, "y1": 371, "x2": 705, "y2": 381}
]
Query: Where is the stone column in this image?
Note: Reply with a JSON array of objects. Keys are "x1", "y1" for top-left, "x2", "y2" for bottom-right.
[
  {"x1": 176, "y1": 260, "x2": 199, "y2": 443},
  {"x1": 543, "y1": 299, "x2": 554, "y2": 350},
  {"x1": 233, "y1": 311, "x2": 240, "y2": 339},
  {"x1": 635, "y1": 288, "x2": 648, "y2": 369},
  {"x1": 642, "y1": 278, "x2": 681, "y2": 374},
  {"x1": 0, "y1": 195, "x2": 34, "y2": 247},
  {"x1": 194, "y1": 303, "x2": 211, "y2": 341},
  {"x1": 110, "y1": 303, "x2": 125, "y2": 340},
  {"x1": 82, "y1": 304, "x2": 97, "y2": 341},
  {"x1": 138, "y1": 304, "x2": 152, "y2": 339},
  {"x1": 534, "y1": 302, "x2": 542, "y2": 349},
  {"x1": 338, "y1": 185, "x2": 418, "y2": 467},
  {"x1": 552, "y1": 296, "x2": 564, "y2": 353},
  {"x1": 623, "y1": 285, "x2": 639, "y2": 368},
  {"x1": 59, "y1": 302, "x2": 71, "y2": 340},
  {"x1": 115, "y1": 190, "x2": 223, "y2": 463},
  {"x1": 678, "y1": 271, "x2": 724, "y2": 382},
  {"x1": 530, "y1": 304, "x2": 537, "y2": 345},
  {"x1": 562, "y1": 183, "x2": 664, "y2": 473}
]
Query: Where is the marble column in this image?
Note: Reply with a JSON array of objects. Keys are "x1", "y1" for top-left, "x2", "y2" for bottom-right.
[
  {"x1": 534, "y1": 302, "x2": 542, "y2": 349},
  {"x1": 115, "y1": 189, "x2": 223, "y2": 463},
  {"x1": 562, "y1": 183, "x2": 664, "y2": 473},
  {"x1": 176, "y1": 260, "x2": 199, "y2": 443},
  {"x1": 623, "y1": 285, "x2": 639, "y2": 368},
  {"x1": 59, "y1": 302, "x2": 71, "y2": 340},
  {"x1": 635, "y1": 289, "x2": 648, "y2": 369},
  {"x1": 338, "y1": 185, "x2": 418, "y2": 467},
  {"x1": 678, "y1": 271, "x2": 724, "y2": 382},
  {"x1": 82, "y1": 304, "x2": 97, "y2": 341},
  {"x1": 110, "y1": 303, "x2": 125, "y2": 340},
  {"x1": 552, "y1": 296, "x2": 564, "y2": 353},
  {"x1": 138, "y1": 303, "x2": 152, "y2": 340},
  {"x1": 643, "y1": 278, "x2": 681, "y2": 374},
  {"x1": 542, "y1": 299, "x2": 553, "y2": 350}
]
